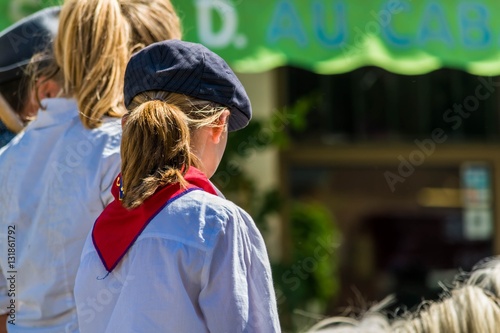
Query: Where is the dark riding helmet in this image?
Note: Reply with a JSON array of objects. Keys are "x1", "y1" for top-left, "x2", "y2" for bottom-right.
[{"x1": 0, "y1": 6, "x2": 60, "y2": 85}]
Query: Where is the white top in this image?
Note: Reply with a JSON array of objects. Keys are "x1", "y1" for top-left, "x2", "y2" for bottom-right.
[
  {"x1": 75, "y1": 190, "x2": 281, "y2": 333},
  {"x1": 0, "y1": 98, "x2": 122, "y2": 333}
]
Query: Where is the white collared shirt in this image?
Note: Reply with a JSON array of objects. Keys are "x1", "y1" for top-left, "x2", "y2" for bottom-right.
[
  {"x1": 75, "y1": 190, "x2": 281, "y2": 333},
  {"x1": 0, "y1": 98, "x2": 122, "y2": 332}
]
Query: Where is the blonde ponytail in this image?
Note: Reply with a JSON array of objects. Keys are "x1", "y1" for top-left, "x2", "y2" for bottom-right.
[
  {"x1": 120, "y1": 91, "x2": 227, "y2": 209},
  {"x1": 121, "y1": 100, "x2": 193, "y2": 209},
  {"x1": 52, "y1": 0, "x2": 182, "y2": 129},
  {"x1": 55, "y1": 0, "x2": 129, "y2": 128}
]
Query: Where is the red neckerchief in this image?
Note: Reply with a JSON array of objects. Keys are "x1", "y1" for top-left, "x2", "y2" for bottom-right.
[{"x1": 92, "y1": 167, "x2": 218, "y2": 272}]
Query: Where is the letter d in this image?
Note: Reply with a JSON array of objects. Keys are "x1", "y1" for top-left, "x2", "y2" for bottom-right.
[{"x1": 196, "y1": 0, "x2": 238, "y2": 48}]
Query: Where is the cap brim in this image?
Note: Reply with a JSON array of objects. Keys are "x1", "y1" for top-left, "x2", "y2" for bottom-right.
[{"x1": 228, "y1": 106, "x2": 251, "y2": 132}]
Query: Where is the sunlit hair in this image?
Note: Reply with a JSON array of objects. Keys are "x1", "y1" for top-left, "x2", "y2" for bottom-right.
[
  {"x1": 120, "y1": 0, "x2": 181, "y2": 52},
  {"x1": 121, "y1": 91, "x2": 227, "y2": 209},
  {"x1": 308, "y1": 257, "x2": 500, "y2": 333},
  {"x1": 463, "y1": 256, "x2": 500, "y2": 296},
  {"x1": 42, "y1": 0, "x2": 181, "y2": 129},
  {"x1": 307, "y1": 297, "x2": 394, "y2": 333},
  {"x1": 392, "y1": 285, "x2": 500, "y2": 333}
]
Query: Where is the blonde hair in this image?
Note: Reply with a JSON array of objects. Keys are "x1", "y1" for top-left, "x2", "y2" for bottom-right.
[
  {"x1": 392, "y1": 285, "x2": 500, "y2": 333},
  {"x1": 50, "y1": 0, "x2": 181, "y2": 129},
  {"x1": 121, "y1": 91, "x2": 227, "y2": 209},
  {"x1": 308, "y1": 297, "x2": 394, "y2": 333},
  {"x1": 309, "y1": 257, "x2": 500, "y2": 333}
]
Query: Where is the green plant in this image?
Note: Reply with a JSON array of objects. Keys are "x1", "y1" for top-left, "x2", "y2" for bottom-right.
[
  {"x1": 212, "y1": 93, "x2": 341, "y2": 332},
  {"x1": 274, "y1": 202, "x2": 340, "y2": 332}
]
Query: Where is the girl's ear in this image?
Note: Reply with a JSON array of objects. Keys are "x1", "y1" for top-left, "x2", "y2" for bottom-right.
[{"x1": 212, "y1": 110, "x2": 230, "y2": 144}]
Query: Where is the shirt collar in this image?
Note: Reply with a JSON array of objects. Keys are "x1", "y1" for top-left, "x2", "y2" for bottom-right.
[{"x1": 93, "y1": 167, "x2": 219, "y2": 273}]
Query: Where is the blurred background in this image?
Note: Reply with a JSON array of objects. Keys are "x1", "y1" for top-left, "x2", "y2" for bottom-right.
[{"x1": 3, "y1": 0, "x2": 500, "y2": 332}]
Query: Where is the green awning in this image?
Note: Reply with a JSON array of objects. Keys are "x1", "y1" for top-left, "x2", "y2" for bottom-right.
[
  {"x1": 173, "y1": 0, "x2": 500, "y2": 75},
  {"x1": 3, "y1": 0, "x2": 500, "y2": 75}
]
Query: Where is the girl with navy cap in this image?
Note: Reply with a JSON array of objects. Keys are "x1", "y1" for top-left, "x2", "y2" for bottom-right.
[{"x1": 74, "y1": 40, "x2": 281, "y2": 332}]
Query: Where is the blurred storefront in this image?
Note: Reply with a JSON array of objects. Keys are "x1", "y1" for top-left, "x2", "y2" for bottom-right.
[{"x1": 167, "y1": 0, "x2": 500, "y2": 313}]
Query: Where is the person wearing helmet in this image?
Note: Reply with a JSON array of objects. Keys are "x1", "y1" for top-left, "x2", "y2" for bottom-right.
[{"x1": 0, "y1": 6, "x2": 61, "y2": 148}]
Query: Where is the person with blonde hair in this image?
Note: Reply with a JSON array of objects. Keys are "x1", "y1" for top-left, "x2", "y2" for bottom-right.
[
  {"x1": 0, "y1": 1, "x2": 181, "y2": 332},
  {"x1": 74, "y1": 39, "x2": 280, "y2": 332},
  {"x1": 308, "y1": 257, "x2": 500, "y2": 333}
]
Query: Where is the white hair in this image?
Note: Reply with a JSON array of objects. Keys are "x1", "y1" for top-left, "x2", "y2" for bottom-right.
[{"x1": 309, "y1": 257, "x2": 500, "y2": 333}]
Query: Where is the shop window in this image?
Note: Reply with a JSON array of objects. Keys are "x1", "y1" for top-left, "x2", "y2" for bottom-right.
[
  {"x1": 286, "y1": 67, "x2": 500, "y2": 143},
  {"x1": 286, "y1": 163, "x2": 493, "y2": 312}
]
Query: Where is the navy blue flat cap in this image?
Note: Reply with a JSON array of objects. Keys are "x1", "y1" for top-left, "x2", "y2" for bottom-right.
[
  {"x1": 124, "y1": 40, "x2": 252, "y2": 132},
  {"x1": 0, "y1": 6, "x2": 60, "y2": 85}
]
